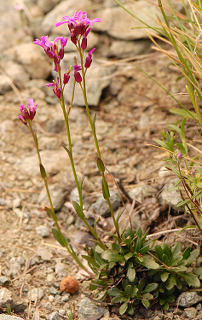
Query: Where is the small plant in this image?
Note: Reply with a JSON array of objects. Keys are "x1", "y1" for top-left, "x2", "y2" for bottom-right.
[
  {"x1": 17, "y1": 6, "x2": 202, "y2": 317},
  {"x1": 84, "y1": 228, "x2": 201, "y2": 315}
]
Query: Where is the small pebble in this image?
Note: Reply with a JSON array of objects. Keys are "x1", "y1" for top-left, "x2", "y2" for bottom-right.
[
  {"x1": 61, "y1": 293, "x2": 70, "y2": 302},
  {"x1": 47, "y1": 274, "x2": 56, "y2": 282},
  {"x1": 49, "y1": 295, "x2": 55, "y2": 302},
  {"x1": 29, "y1": 288, "x2": 44, "y2": 301},
  {"x1": 49, "y1": 286, "x2": 58, "y2": 295},
  {"x1": 35, "y1": 225, "x2": 50, "y2": 237}
]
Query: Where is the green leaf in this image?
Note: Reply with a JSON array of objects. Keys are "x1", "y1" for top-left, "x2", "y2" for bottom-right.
[
  {"x1": 52, "y1": 228, "x2": 67, "y2": 247},
  {"x1": 155, "y1": 245, "x2": 163, "y2": 260},
  {"x1": 142, "y1": 293, "x2": 153, "y2": 300},
  {"x1": 135, "y1": 238, "x2": 142, "y2": 252},
  {"x1": 101, "y1": 250, "x2": 124, "y2": 262},
  {"x1": 166, "y1": 274, "x2": 177, "y2": 290},
  {"x1": 108, "y1": 287, "x2": 121, "y2": 297},
  {"x1": 127, "y1": 304, "x2": 134, "y2": 315},
  {"x1": 102, "y1": 178, "x2": 110, "y2": 200},
  {"x1": 155, "y1": 139, "x2": 169, "y2": 150},
  {"x1": 170, "y1": 108, "x2": 198, "y2": 120},
  {"x1": 142, "y1": 254, "x2": 159, "y2": 269},
  {"x1": 161, "y1": 272, "x2": 169, "y2": 282},
  {"x1": 194, "y1": 267, "x2": 202, "y2": 276},
  {"x1": 97, "y1": 157, "x2": 105, "y2": 173},
  {"x1": 127, "y1": 266, "x2": 136, "y2": 282},
  {"x1": 72, "y1": 201, "x2": 85, "y2": 219},
  {"x1": 136, "y1": 227, "x2": 142, "y2": 238},
  {"x1": 141, "y1": 299, "x2": 150, "y2": 308},
  {"x1": 112, "y1": 296, "x2": 123, "y2": 303},
  {"x1": 166, "y1": 295, "x2": 175, "y2": 303},
  {"x1": 138, "y1": 278, "x2": 145, "y2": 291},
  {"x1": 125, "y1": 285, "x2": 133, "y2": 295},
  {"x1": 45, "y1": 207, "x2": 58, "y2": 222},
  {"x1": 131, "y1": 287, "x2": 138, "y2": 298},
  {"x1": 186, "y1": 249, "x2": 200, "y2": 265},
  {"x1": 39, "y1": 163, "x2": 47, "y2": 179},
  {"x1": 176, "y1": 199, "x2": 189, "y2": 207},
  {"x1": 62, "y1": 143, "x2": 72, "y2": 158},
  {"x1": 119, "y1": 302, "x2": 128, "y2": 315},
  {"x1": 162, "y1": 301, "x2": 169, "y2": 311},
  {"x1": 175, "y1": 143, "x2": 186, "y2": 155},
  {"x1": 183, "y1": 247, "x2": 191, "y2": 260},
  {"x1": 172, "y1": 243, "x2": 182, "y2": 258},
  {"x1": 178, "y1": 272, "x2": 200, "y2": 287},
  {"x1": 162, "y1": 254, "x2": 169, "y2": 266},
  {"x1": 124, "y1": 252, "x2": 134, "y2": 260},
  {"x1": 143, "y1": 283, "x2": 158, "y2": 293}
]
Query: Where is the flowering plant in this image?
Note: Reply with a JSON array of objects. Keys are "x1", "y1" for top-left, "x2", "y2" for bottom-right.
[{"x1": 18, "y1": 9, "x2": 202, "y2": 316}]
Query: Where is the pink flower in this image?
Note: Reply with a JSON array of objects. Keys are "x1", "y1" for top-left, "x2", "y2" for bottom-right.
[
  {"x1": 74, "y1": 65, "x2": 82, "y2": 83},
  {"x1": 46, "y1": 77, "x2": 62, "y2": 99},
  {"x1": 63, "y1": 72, "x2": 70, "y2": 84},
  {"x1": 34, "y1": 36, "x2": 68, "y2": 71},
  {"x1": 84, "y1": 48, "x2": 95, "y2": 68},
  {"x1": 18, "y1": 99, "x2": 37, "y2": 125},
  {"x1": 55, "y1": 11, "x2": 100, "y2": 47}
]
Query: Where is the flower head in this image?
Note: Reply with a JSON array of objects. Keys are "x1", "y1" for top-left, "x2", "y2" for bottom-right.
[
  {"x1": 55, "y1": 11, "x2": 101, "y2": 47},
  {"x1": 46, "y1": 77, "x2": 62, "y2": 99},
  {"x1": 33, "y1": 36, "x2": 68, "y2": 71},
  {"x1": 18, "y1": 99, "x2": 37, "y2": 125},
  {"x1": 84, "y1": 48, "x2": 95, "y2": 68},
  {"x1": 74, "y1": 65, "x2": 82, "y2": 83}
]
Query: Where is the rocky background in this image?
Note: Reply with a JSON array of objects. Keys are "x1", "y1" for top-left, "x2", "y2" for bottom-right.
[{"x1": 1, "y1": 0, "x2": 201, "y2": 320}]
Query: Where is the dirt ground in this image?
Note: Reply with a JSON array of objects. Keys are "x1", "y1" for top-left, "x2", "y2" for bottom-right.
[{"x1": 0, "y1": 51, "x2": 201, "y2": 319}]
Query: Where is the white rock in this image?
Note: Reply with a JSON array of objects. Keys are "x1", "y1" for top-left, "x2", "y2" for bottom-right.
[
  {"x1": 35, "y1": 225, "x2": 50, "y2": 238},
  {"x1": 93, "y1": 2, "x2": 160, "y2": 40}
]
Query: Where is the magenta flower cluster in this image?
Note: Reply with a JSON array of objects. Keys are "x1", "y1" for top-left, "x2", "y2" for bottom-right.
[
  {"x1": 19, "y1": 11, "x2": 100, "y2": 124},
  {"x1": 55, "y1": 11, "x2": 101, "y2": 49},
  {"x1": 18, "y1": 99, "x2": 37, "y2": 124}
]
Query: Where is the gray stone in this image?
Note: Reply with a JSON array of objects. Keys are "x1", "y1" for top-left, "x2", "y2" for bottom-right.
[
  {"x1": 61, "y1": 53, "x2": 114, "y2": 106},
  {"x1": 41, "y1": 0, "x2": 93, "y2": 35},
  {"x1": 9, "y1": 259, "x2": 21, "y2": 277},
  {"x1": 4, "y1": 43, "x2": 51, "y2": 79},
  {"x1": 3, "y1": 61, "x2": 30, "y2": 88},
  {"x1": 0, "y1": 316, "x2": 24, "y2": 320},
  {"x1": 129, "y1": 184, "x2": 157, "y2": 202},
  {"x1": 0, "y1": 75, "x2": 11, "y2": 94},
  {"x1": 37, "y1": 0, "x2": 61, "y2": 14},
  {"x1": 93, "y1": 2, "x2": 160, "y2": 40},
  {"x1": 90, "y1": 191, "x2": 121, "y2": 217},
  {"x1": 48, "y1": 312, "x2": 63, "y2": 320},
  {"x1": 78, "y1": 297, "x2": 109, "y2": 320},
  {"x1": 108, "y1": 39, "x2": 151, "y2": 58},
  {"x1": 38, "y1": 183, "x2": 67, "y2": 211},
  {"x1": 40, "y1": 136, "x2": 58, "y2": 150},
  {"x1": 28, "y1": 288, "x2": 44, "y2": 301},
  {"x1": 184, "y1": 307, "x2": 198, "y2": 319},
  {"x1": 0, "y1": 288, "x2": 12, "y2": 308},
  {"x1": 61, "y1": 293, "x2": 70, "y2": 302},
  {"x1": 37, "y1": 246, "x2": 53, "y2": 261},
  {"x1": 46, "y1": 117, "x2": 64, "y2": 133},
  {"x1": 54, "y1": 262, "x2": 66, "y2": 277},
  {"x1": 49, "y1": 286, "x2": 58, "y2": 295},
  {"x1": 0, "y1": 276, "x2": 10, "y2": 286},
  {"x1": 15, "y1": 149, "x2": 68, "y2": 177},
  {"x1": 35, "y1": 225, "x2": 50, "y2": 238},
  {"x1": 160, "y1": 179, "x2": 183, "y2": 211},
  {"x1": 177, "y1": 291, "x2": 202, "y2": 307}
]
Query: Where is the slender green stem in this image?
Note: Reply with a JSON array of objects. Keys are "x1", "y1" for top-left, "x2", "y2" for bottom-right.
[
  {"x1": 57, "y1": 64, "x2": 106, "y2": 249},
  {"x1": 77, "y1": 42, "x2": 121, "y2": 240},
  {"x1": 28, "y1": 122, "x2": 92, "y2": 274}
]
